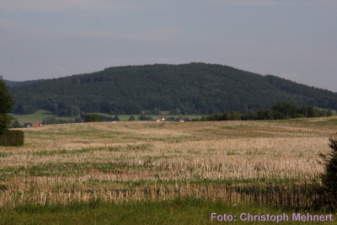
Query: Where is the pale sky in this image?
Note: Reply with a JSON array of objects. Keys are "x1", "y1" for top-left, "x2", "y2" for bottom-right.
[{"x1": 1, "y1": 0, "x2": 336, "y2": 92}]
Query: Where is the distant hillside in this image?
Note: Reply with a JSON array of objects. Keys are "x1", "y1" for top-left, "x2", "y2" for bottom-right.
[
  {"x1": 5, "y1": 79, "x2": 44, "y2": 87},
  {"x1": 9, "y1": 63, "x2": 337, "y2": 116}
]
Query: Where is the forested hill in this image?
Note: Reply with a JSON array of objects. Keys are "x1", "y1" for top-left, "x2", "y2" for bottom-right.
[
  {"x1": 9, "y1": 63, "x2": 337, "y2": 116},
  {"x1": 4, "y1": 79, "x2": 44, "y2": 87}
]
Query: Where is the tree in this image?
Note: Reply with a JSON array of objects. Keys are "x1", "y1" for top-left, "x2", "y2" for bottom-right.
[
  {"x1": 11, "y1": 120, "x2": 21, "y2": 128},
  {"x1": 128, "y1": 115, "x2": 136, "y2": 121},
  {"x1": 84, "y1": 113, "x2": 102, "y2": 122},
  {"x1": 272, "y1": 102, "x2": 297, "y2": 119},
  {"x1": 326, "y1": 109, "x2": 333, "y2": 117},
  {"x1": 320, "y1": 136, "x2": 337, "y2": 207},
  {"x1": 0, "y1": 79, "x2": 14, "y2": 135}
]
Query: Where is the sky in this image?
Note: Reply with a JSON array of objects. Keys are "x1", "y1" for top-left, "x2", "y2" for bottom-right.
[{"x1": 1, "y1": 0, "x2": 336, "y2": 92}]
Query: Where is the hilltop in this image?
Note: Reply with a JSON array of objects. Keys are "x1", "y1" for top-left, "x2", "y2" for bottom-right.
[
  {"x1": 4, "y1": 79, "x2": 44, "y2": 87},
  {"x1": 8, "y1": 63, "x2": 337, "y2": 116}
]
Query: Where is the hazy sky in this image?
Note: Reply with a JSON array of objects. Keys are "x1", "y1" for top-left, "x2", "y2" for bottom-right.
[{"x1": 1, "y1": 0, "x2": 336, "y2": 92}]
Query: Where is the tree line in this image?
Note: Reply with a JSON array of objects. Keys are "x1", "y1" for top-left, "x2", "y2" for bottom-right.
[{"x1": 201, "y1": 102, "x2": 333, "y2": 121}]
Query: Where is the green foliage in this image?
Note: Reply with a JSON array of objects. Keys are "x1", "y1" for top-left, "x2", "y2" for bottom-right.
[
  {"x1": 84, "y1": 114, "x2": 103, "y2": 122},
  {"x1": 9, "y1": 63, "x2": 337, "y2": 117},
  {"x1": 128, "y1": 115, "x2": 136, "y2": 121},
  {"x1": 0, "y1": 79, "x2": 14, "y2": 135},
  {"x1": 0, "y1": 79, "x2": 14, "y2": 114},
  {"x1": 326, "y1": 109, "x2": 333, "y2": 117},
  {"x1": 320, "y1": 136, "x2": 337, "y2": 208},
  {"x1": 138, "y1": 115, "x2": 153, "y2": 121},
  {"x1": 0, "y1": 130, "x2": 24, "y2": 146},
  {"x1": 202, "y1": 111, "x2": 241, "y2": 121},
  {"x1": 266, "y1": 75, "x2": 337, "y2": 110},
  {"x1": 4, "y1": 79, "x2": 43, "y2": 87},
  {"x1": 11, "y1": 120, "x2": 22, "y2": 128},
  {"x1": 0, "y1": 114, "x2": 14, "y2": 135},
  {"x1": 203, "y1": 102, "x2": 327, "y2": 121},
  {"x1": 83, "y1": 114, "x2": 119, "y2": 122},
  {"x1": 43, "y1": 117, "x2": 82, "y2": 124}
]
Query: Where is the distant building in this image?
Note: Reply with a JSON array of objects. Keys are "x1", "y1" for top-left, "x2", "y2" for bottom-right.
[{"x1": 155, "y1": 118, "x2": 166, "y2": 122}]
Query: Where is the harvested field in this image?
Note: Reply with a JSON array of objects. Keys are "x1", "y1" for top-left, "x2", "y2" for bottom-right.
[{"x1": 0, "y1": 118, "x2": 336, "y2": 207}]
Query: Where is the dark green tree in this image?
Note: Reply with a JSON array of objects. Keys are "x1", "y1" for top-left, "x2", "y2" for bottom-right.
[
  {"x1": 84, "y1": 113, "x2": 102, "y2": 122},
  {"x1": 11, "y1": 120, "x2": 21, "y2": 128},
  {"x1": 128, "y1": 115, "x2": 136, "y2": 121},
  {"x1": 0, "y1": 79, "x2": 14, "y2": 135},
  {"x1": 326, "y1": 109, "x2": 333, "y2": 117},
  {"x1": 320, "y1": 136, "x2": 337, "y2": 207},
  {"x1": 272, "y1": 102, "x2": 297, "y2": 119}
]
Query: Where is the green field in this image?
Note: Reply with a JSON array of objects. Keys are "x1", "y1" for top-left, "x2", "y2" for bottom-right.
[
  {"x1": 1, "y1": 198, "x2": 335, "y2": 225},
  {"x1": 10, "y1": 110, "x2": 202, "y2": 124},
  {"x1": 10, "y1": 110, "x2": 75, "y2": 124}
]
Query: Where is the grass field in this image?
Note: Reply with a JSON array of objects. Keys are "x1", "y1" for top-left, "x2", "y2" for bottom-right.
[
  {"x1": 1, "y1": 118, "x2": 337, "y2": 224},
  {"x1": 2, "y1": 198, "x2": 333, "y2": 225},
  {"x1": 10, "y1": 110, "x2": 56, "y2": 124},
  {"x1": 10, "y1": 110, "x2": 75, "y2": 124}
]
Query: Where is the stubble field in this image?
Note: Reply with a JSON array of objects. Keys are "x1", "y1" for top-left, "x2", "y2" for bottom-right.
[{"x1": 1, "y1": 118, "x2": 336, "y2": 210}]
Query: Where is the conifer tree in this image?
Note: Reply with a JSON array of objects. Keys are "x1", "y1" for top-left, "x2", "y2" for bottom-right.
[
  {"x1": 321, "y1": 136, "x2": 337, "y2": 206},
  {"x1": 0, "y1": 79, "x2": 14, "y2": 135}
]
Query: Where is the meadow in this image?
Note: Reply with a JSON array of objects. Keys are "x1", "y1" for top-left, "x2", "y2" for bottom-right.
[
  {"x1": 1, "y1": 117, "x2": 337, "y2": 224},
  {"x1": 10, "y1": 110, "x2": 74, "y2": 124}
]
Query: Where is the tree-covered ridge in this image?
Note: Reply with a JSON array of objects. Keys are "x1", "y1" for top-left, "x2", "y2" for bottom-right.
[
  {"x1": 9, "y1": 63, "x2": 337, "y2": 116},
  {"x1": 266, "y1": 75, "x2": 337, "y2": 109},
  {"x1": 202, "y1": 102, "x2": 333, "y2": 121},
  {"x1": 4, "y1": 79, "x2": 44, "y2": 87}
]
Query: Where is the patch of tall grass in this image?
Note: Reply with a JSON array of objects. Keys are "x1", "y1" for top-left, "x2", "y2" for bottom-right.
[{"x1": 1, "y1": 197, "x2": 334, "y2": 225}]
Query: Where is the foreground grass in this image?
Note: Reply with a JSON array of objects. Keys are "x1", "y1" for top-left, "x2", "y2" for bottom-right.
[{"x1": 1, "y1": 198, "x2": 335, "y2": 225}]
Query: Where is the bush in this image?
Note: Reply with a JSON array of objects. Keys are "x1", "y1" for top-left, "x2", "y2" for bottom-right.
[
  {"x1": 11, "y1": 120, "x2": 22, "y2": 128},
  {"x1": 0, "y1": 114, "x2": 13, "y2": 136},
  {"x1": 84, "y1": 114, "x2": 102, "y2": 122},
  {"x1": 0, "y1": 130, "x2": 24, "y2": 146},
  {"x1": 320, "y1": 136, "x2": 337, "y2": 209},
  {"x1": 138, "y1": 115, "x2": 153, "y2": 121},
  {"x1": 128, "y1": 116, "x2": 136, "y2": 121},
  {"x1": 0, "y1": 79, "x2": 14, "y2": 135}
]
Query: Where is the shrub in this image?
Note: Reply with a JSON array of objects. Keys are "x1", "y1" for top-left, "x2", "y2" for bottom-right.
[
  {"x1": 320, "y1": 136, "x2": 337, "y2": 208},
  {"x1": 11, "y1": 120, "x2": 22, "y2": 128},
  {"x1": 0, "y1": 130, "x2": 24, "y2": 146},
  {"x1": 128, "y1": 116, "x2": 136, "y2": 121},
  {"x1": 84, "y1": 114, "x2": 102, "y2": 122},
  {"x1": 138, "y1": 115, "x2": 153, "y2": 121},
  {"x1": 0, "y1": 79, "x2": 14, "y2": 135},
  {"x1": 0, "y1": 114, "x2": 13, "y2": 136}
]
